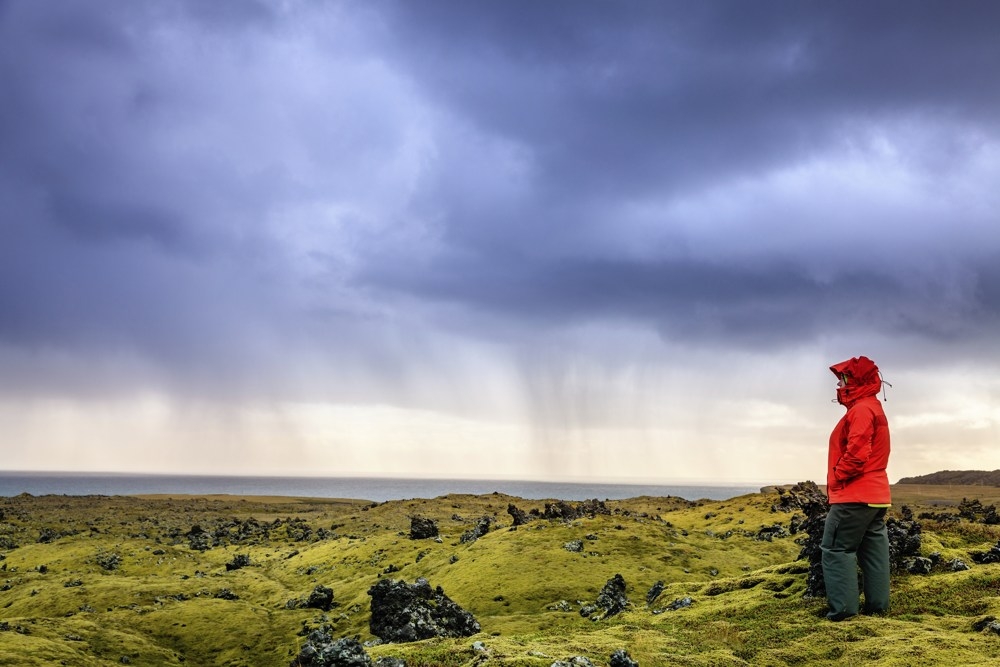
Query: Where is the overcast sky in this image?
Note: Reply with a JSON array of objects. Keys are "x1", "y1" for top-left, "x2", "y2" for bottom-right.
[{"x1": 2, "y1": 1, "x2": 999, "y2": 484}]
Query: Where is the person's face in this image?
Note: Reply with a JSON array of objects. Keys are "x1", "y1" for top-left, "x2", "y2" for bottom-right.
[{"x1": 837, "y1": 374, "x2": 847, "y2": 388}]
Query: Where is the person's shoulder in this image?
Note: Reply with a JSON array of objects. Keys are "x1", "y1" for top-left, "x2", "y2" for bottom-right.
[{"x1": 847, "y1": 397, "x2": 883, "y2": 418}]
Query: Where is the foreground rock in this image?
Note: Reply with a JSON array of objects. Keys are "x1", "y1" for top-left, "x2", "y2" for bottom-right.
[
  {"x1": 460, "y1": 517, "x2": 493, "y2": 543},
  {"x1": 886, "y1": 507, "x2": 923, "y2": 571},
  {"x1": 971, "y1": 540, "x2": 1000, "y2": 564},
  {"x1": 778, "y1": 481, "x2": 829, "y2": 598},
  {"x1": 580, "y1": 574, "x2": 629, "y2": 620},
  {"x1": 290, "y1": 632, "x2": 370, "y2": 667},
  {"x1": 368, "y1": 578, "x2": 480, "y2": 642},
  {"x1": 537, "y1": 499, "x2": 611, "y2": 522},
  {"x1": 408, "y1": 517, "x2": 438, "y2": 540}
]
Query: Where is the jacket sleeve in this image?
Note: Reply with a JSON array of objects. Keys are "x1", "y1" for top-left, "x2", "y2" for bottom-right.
[{"x1": 833, "y1": 406, "x2": 875, "y2": 483}]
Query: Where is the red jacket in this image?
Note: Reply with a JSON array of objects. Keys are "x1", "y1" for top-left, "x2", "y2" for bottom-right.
[{"x1": 827, "y1": 357, "x2": 891, "y2": 504}]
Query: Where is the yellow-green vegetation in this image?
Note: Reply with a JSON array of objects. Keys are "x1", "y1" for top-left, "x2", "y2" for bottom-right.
[{"x1": 1, "y1": 486, "x2": 999, "y2": 666}]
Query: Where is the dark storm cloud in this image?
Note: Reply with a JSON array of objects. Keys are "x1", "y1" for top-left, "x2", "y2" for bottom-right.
[
  {"x1": 354, "y1": 1, "x2": 1000, "y2": 346},
  {"x1": 382, "y1": 0, "x2": 1000, "y2": 197},
  {"x1": 2, "y1": 0, "x2": 1000, "y2": 402}
]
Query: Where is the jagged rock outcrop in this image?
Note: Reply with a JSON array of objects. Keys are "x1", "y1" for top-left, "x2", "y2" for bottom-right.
[
  {"x1": 460, "y1": 517, "x2": 493, "y2": 543},
  {"x1": 507, "y1": 503, "x2": 531, "y2": 527},
  {"x1": 970, "y1": 540, "x2": 1000, "y2": 564},
  {"x1": 534, "y1": 499, "x2": 611, "y2": 522},
  {"x1": 754, "y1": 524, "x2": 790, "y2": 541},
  {"x1": 408, "y1": 517, "x2": 438, "y2": 540},
  {"x1": 645, "y1": 580, "x2": 665, "y2": 605},
  {"x1": 958, "y1": 498, "x2": 1000, "y2": 524},
  {"x1": 306, "y1": 585, "x2": 334, "y2": 611},
  {"x1": 551, "y1": 658, "x2": 594, "y2": 667},
  {"x1": 665, "y1": 596, "x2": 694, "y2": 611},
  {"x1": 782, "y1": 482, "x2": 829, "y2": 598},
  {"x1": 886, "y1": 508, "x2": 922, "y2": 571},
  {"x1": 772, "y1": 481, "x2": 826, "y2": 514},
  {"x1": 289, "y1": 632, "x2": 371, "y2": 666},
  {"x1": 579, "y1": 574, "x2": 628, "y2": 620},
  {"x1": 225, "y1": 554, "x2": 252, "y2": 571},
  {"x1": 367, "y1": 578, "x2": 480, "y2": 643},
  {"x1": 609, "y1": 650, "x2": 640, "y2": 667}
]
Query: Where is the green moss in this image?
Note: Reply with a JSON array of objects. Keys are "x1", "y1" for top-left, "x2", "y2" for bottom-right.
[{"x1": 3, "y1": 490, "x2": 1000, "y2": 665}]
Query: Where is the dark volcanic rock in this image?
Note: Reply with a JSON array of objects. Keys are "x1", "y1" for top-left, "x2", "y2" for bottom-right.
[
  {"x1": 581, "y1": 574, "x2": 629, "y2": 620},
  {"x1": 225, "y1": 554, "x2": 252, "y2": 571},
  {"x1": 772, "y1": 481, "x2": 826, "y2": 513},
  {"x1": 970, "y1": 540, "x2": 1000, "y2": 565},
  {"x1": 459, "y1": 517, "x2": 493, "y2": 544},
  {"x1": 645, "y1": 580, "x2": 665, "y2": 605},
  {"x1": 507, "y1": 503, "x2": 531, "y2": 527},
  {"x1": 551, "y1": 659, "x2": 594, "y2": 667},
  {"x1": 609, "y1": 649, "x2": 639, "y2": 667},
  {"x1": 886, "y1": 511, "x2": 922, "y2": 571},
  {"x1": 666, "y1": 596, "x2": 694, "y2": 611},
  {"x1": 186, "y1": 525, "x2": 212, "y2": 551},
  {"x1": 367, "y1": 578, "x2": 480, "y2": 643},
  {"x1": 306, "y1": 585, "x2": 334, "y2": 611},
  {"x1": 903, "y1": 556, "x2": 933, "y2": 575},
  {"x1": 535, "y1": 499, "x2": 611, "y2": 522},
  {"x1": 96, "y1": 551, "x2": 122, "y2": 571},
  {"x1": 785, "y1": 482, "x2": 829, "y2": 598},
  {"x1": 958, "y1": 498, "x2": 1000, "y2": 524},
  {"x1": 755, "y1": 524, "x2": 790, "y2": 541},
  {"x1": 408, "y1": 517, "x2": 438, "y2": 540},
  {"x1": 290, "y1": 631, "x2": 371, "y2": 666}
]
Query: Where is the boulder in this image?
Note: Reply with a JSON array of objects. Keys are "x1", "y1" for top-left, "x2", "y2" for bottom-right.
[
  {"x1": 886, "y1": 511, "x2": 922, "y2": 571},
  {"x1": 755, "y1": 524, "x2": 790, "y2": 541},
  {"x1": 970, "y1": 540, "x2": 1000, "y2": 565},
  {"x1": 948, "y1": 558, "x2": 971, "y2": 571},
  {"x1": 289, "y1": 632, "x2": 371, "y2": 667},
  {"x1": 551, "y1": 658, "x2": 595, "y2": 667},
  {"x1": 367, "y1": 578, "x2": 480, "y2": 643},
  {"x1": 408, "y1": 517, "x2": 438, "y2": 540},
  {"x1": 645, "y1": 580, "x2": 665, "y2": 605},
  {"x1": 772, "y1": 481, "x2": 826, "y2": 513},
  {"x1": 306, "y1": 585, "x2": 334, "y2": 611},
  {"x1": 580, "y1": 574, "x2": 628, "y2": 620},
  {"x1": 460, "y1": 517, "x2": 493, "y2": 544},
  {"x1": 609, "y1": 650, "x2": 639, "y2": 667},
  {"x1": 958, "y1": 498, "x2": 1000, "y2": 524},
  {"x1": 507, "y1": 504, "x2": 532, "y2": 527},
  {"x1": 786, "y1": 482, "x2": 829, "y2": 598},
  {"x1": 225, "y1": 554, "x2": 252, "y2": 571},
  {"x1": 903, "y1": 557, "x2": 933, "y2": 575},
  {"x1": 667, "y1": 596, "x2": 694, "y2": 611},
  {"x1": 536, "y1": 499, "x2": 611, "y2": 522}
]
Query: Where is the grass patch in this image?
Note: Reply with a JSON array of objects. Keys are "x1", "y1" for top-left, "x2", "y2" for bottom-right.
[{"x1": 3, "y1": 487, "x2": 1000, "y2": 665}]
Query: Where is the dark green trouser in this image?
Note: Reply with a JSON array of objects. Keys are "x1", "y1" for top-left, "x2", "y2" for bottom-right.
[{"x1": 821, "y1": 504, "x2": 890, "y2": 619}]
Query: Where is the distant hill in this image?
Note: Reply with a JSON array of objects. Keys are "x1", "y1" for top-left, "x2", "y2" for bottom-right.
[{"x1": 897, "y1": 470, "x2": 1000, "y2": 486}]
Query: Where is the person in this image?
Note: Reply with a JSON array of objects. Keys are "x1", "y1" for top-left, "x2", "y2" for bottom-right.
[{"x1": 821, "y1": 355, "x2": 891, "y2": 621}]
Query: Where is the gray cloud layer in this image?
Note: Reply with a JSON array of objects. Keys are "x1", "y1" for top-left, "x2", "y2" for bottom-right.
[{"x1": 3, "y1": 0, "x2": 1000, "y2": 410}]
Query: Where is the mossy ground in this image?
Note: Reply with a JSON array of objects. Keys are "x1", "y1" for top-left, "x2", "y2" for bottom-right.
[{"x1": 2, "y1": 486, "x2": 1000, "y2": 666}]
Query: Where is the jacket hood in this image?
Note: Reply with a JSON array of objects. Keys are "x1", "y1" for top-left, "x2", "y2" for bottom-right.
[{"x1": 831, "y1": 356, "x2": 882, "y2": 406}]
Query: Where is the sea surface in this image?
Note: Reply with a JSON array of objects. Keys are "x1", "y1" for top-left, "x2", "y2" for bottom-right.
[{"x1": 0, "y1": 472, "x2": 765, "y2": 503}]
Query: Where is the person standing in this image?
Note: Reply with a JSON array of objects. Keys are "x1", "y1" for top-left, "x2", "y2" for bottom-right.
[{"x1": 822, "y1": 355, "x2": 891, "y2": 621}]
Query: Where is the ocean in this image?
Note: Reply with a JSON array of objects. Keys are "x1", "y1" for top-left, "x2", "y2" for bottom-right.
[{"x1": 0, "y1": 472, "x2": 765, "y2": 503}]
